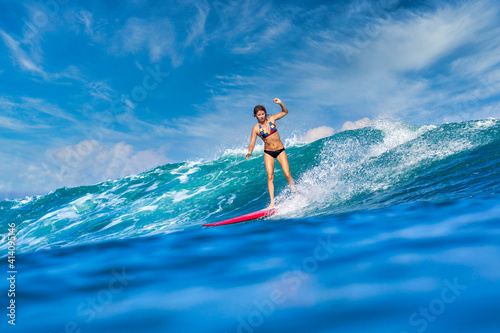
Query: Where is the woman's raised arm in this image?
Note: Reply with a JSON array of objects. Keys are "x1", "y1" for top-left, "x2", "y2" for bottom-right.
[{"x1": 270, "y1": 98, "x2": 288, "y2": 121}]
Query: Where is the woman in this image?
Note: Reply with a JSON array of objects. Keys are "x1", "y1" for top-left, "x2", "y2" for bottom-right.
[{"x1": 245, "y1": 98, "x2": 295, "y2": 209}]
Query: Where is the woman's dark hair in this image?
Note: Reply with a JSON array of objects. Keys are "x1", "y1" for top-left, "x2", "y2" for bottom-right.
[{"x1": 253, "y1": 105, "x2": 267, "y2": 117}]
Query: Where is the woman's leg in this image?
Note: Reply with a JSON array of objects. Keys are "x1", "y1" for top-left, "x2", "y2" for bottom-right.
[
  {"x1": 277, "y1": 151, "x2": 295, "y2": 192},
  {"x1": 264, "y1": 152, "x2": 276, "y2": 208}
]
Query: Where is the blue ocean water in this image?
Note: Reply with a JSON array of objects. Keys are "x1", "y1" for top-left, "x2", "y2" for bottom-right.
[{"x1": 1, "y1": 118, "x2": 499, "y2": 333}]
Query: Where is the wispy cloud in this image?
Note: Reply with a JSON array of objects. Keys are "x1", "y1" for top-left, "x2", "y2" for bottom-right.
[
  {"x1": 237, "y1": 0, "x2": 500, "y2": 121},
  {"x1": 0, "y1": 96, "x2": 78, "y2": 131},
  {"x1": 23, "y1": 97, "x2": 79, "y2": 123},
  {"x1": 0, "y1": 114, "x2": 48, "y2": 131},
  {"x1": 182, "y1": 1, "x2": 210, "y2": 51},
  {"x1": 349, "y1": 1, "x2": 495, "y2": 73},
  {"x1": 111, "y1": 17, "x2": 179, "y2": 65},
  {"x1": 0, "y1": 29, "x2": 47, "y2": 78},
  {"x1": 67, "y1": 9, "x2": 108, "y2": 43},
  {"x1": 182, "y1": 0, "x2": 500, "y2": 146},
  {"x1": 78, "y1": 10, "x2": 94, "y2": 35},
  {"x1": 0, "y1": 28, "x2": 86, "y2": 84},
  {"x1": 209, "y1": 0, "x2": 295, "y2": 54},
  {"x1": 85, "y1": 81, "x2": 114, "y2": 101}
]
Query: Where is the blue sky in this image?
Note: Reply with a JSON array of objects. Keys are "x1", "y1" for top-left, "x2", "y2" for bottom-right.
[{"x1": 1, "y1": 0, "x2": 500, "y2": 198}]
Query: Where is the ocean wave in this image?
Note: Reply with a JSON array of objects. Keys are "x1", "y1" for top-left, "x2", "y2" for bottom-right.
[{"x1": 1, "y1": 118, "x2": 498, "y2": 256}]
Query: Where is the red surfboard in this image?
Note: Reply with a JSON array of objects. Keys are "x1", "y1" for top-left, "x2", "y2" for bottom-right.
[{"x1": 203, "y1": 209, "x2": 276, "y2": 227}]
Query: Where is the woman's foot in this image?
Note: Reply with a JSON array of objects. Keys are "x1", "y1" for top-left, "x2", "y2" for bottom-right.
[{"x1": 267, "y1": 202, "x2": 276, "y2": 209}]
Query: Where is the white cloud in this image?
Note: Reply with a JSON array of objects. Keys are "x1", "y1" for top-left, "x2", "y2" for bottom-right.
[
  {"x1": 340, "y1": 118, "x2": 373, "y2": 132},
  {"x1": 112, "y1": 17, "x2": 179, "y2": 65},
  {"x1": 0, "y1": 29, "x2": 46, "y2": 78},
  {"x1": 231, "y1": 19, "x2": 292, "y2": 54},
  {"x1": 303, "y1": 126, "x2": 335, "y2": 143},
  {"x1": 109, "y1": 1, "x2": 211, "y2": 64},
  {"x1": 0, "y1": 96, "x2": 78, "y2": 130},
  {"x1": 301, "y1": 118, "x2": 373, "y2": 143},
  {"x1": 66, "y1": 9, "x2": 107, "y2": 43},
  {"x1": 182, "y1": 1, "x2": 210, "y2": 51},
  {"x1": 259, "y1": 0, "x2": 500, "y2": 122},
  {"x1": 450, "y1": 40, "x2": 500, "y2": 79},
  {"x1": 78, "y1": 10, "x2": 93, "y2": 35},
  {"x1": 24, "y1": 97, "x2": 78, "y2": 122},
  {"x1": 178, "y1": 0, "x2": 500, "y2": 153},
  {"x1": 362, "y1": 4, "x2": 489, "y2": 72},
  {"x1": 0, "y1": 27, "x2": 85, "y2": 83},
  {"x1": 24, "y1": 140, "x2": 168, "y2": 193},
  {"x1": 209, "y1": 1, "x2": 294, "y2": 54},
  {"x1": 0, "y1": 114, "x2": 48, "y2": 131},
  {"x1": 86, "y1": 81, "x2": 114, "y2": 101},
  {"x1": 212, "y1": 74, "x2": 257, "y2": 87}
]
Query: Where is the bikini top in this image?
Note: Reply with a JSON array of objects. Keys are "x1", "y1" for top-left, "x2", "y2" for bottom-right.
[{"x1": 258, "y1": 121, "x2": 278, "y2": 138}]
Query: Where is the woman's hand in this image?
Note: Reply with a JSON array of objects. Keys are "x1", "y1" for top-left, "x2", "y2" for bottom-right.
[
  {"x1": 245, "y1": 152, "x2": 252, "y2": 159},
  {"x1": 273, "y1": 98, "x2": 282, "y2": 104}
]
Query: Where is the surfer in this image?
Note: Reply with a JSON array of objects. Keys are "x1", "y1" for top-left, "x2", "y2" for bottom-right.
[{"x1": 245, "y1": 98, "x2": 295, "y2": 209}]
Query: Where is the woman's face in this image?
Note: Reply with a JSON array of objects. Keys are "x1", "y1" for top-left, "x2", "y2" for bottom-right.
[{"x1": 256, "y1": 111, "x2": 266, "y2": 121}]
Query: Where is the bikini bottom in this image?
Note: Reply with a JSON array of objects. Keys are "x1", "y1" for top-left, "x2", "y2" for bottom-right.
[{"x1": 264, "y1": 148, "x2": 285, "y2": 159}]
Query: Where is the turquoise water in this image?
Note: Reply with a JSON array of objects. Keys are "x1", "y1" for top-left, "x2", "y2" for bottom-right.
[{"x1": 1, "y1": 119, "x2": 499, "y2": 332}]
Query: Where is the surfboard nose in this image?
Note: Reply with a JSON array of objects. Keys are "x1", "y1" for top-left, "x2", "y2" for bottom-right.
[{"x1": 203, "y1": 209, "x2": 276, "y2": 227}]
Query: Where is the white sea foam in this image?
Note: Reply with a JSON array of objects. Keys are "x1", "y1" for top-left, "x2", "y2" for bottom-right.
[
  {"x1": 275, "y1": 119, "x2": 485, "y2": 219},
  {"x1": 171, "y1": 163, "x2": 201, "y2": 183},
  {"x1": 146, "y1": 182, "x2": 159, "y2": 192},
  {"x1": 284, "y1": 132, "x2": 307, "y2": 148},
  {"x1": 138, "y1": 205, "x2": 158, "y2": 212},
  {"x1": 172, "y1": 186, "x2": 209, "y2": 203},
  {"x1": 471, "y1": 117, "x2": 498, "y2": 129},
  {"x1": 100, "y1": 217, "x2": 124, "y2": 231},
  {"x1": 11, "y1": 196, "x2": 36, "y2": 209}
]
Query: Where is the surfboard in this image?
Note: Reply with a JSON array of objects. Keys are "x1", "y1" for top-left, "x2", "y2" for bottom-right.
[{"x1": 203, "y1": 209, "x2": 276, "y2": 227}]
